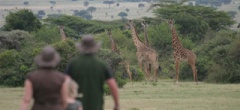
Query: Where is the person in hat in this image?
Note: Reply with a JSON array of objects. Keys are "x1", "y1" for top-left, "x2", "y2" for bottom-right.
[
  {"x1": 65, "y1": 34, "x2": 120, "y2": 110},
  {"x1": 20, "y1": 46, "x2": 69, "y2": 110}
]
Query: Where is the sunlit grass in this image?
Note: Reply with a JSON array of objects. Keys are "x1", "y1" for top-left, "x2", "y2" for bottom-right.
[{"x1": 1, "y1": 80, "x2": 239, "y2": 110}]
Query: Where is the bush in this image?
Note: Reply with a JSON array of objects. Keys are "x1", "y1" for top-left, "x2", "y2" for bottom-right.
[
  {"x1": 131, "y1": 66, "x2": 145, "y2": 81},
  {"x1": 195, "y1": 30, "x2": 240, "y2": 83},
  {"x1": 0, "y1": 30, "x2": 33, "y2": 51},
  {"x1": 3, "y1": 9, "x2": 41, "y2": 32}
]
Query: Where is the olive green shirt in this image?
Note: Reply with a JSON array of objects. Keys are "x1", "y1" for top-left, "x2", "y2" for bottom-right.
[{"x1": 65, "y1": 54, "x2": 113, "y2": 110}]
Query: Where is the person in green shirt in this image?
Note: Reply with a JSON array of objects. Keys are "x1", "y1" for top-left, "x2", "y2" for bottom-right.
[{"x1": 65, "y1": 34, "x2": 119, "y2": 110}]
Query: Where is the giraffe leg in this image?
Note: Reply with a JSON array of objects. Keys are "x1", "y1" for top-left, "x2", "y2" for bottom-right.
[
  {"x1": 138, "y1": 59, "x2": 143, "y2": 71},
  {"x1": 175, "y1": 60, "x2": 180, "y2": 85},
  {"x1": 191, "y1": 64, "x2": 198, "y2": 85},
  {"x1": 125, "y1": 63, "x2": 132, "y2": 82},
  {"x1": 144, "y1": 63, "x2": 150, "y2": 81}
]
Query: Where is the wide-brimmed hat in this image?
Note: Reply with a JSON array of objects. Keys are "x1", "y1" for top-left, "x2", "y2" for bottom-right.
[
  {"x1": 34, "y1": 46, "x2": 61, "y2": 68},
  {"x1": 76, "y1": 34, "x2": 101, "y2": 54}
]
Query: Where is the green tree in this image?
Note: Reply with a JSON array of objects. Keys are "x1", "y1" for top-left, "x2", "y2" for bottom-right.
[
  {"x1": 74, "y1": 10, "x2": 92, "y2": 20},
  {"x1": 103, "y1": 0, "x2": 115, "y2": 8},
  {"x1": 3, "y1": 9, "x2": 41, "y2": 32},
  {"x1": 138, "y1": 3, "x2": 145, "y2": 9},
  {"x1": 118, "y1": 12, "x2": 128, "y2": 20},
  {"x1": 126, "y1": 8, "x2": 130, "y2": 12},
  {"x1": 33, "y1": 25, "x2": 61, "y2": 44},
  {"x1": 194, "y1": 30, "x2": 240, "y2": 83},
  {"x1": 86, "y1": 6, "x2": 97, "y2": 15},
  {"x1": 153, "y1": 5, "x2": 234, "y2": 38},
  {"x1": 49, "y1": 1, "x2": 56, "y2": 6},
  {"x1": 84, "y1": 1, "x2": 89, "y2": 7},
  {"x1": 0, "y1": 30, "x2": 32, "y2": 51},
  {"x1": 23, "y1": 1, "x2": 29, "y2": 6}
]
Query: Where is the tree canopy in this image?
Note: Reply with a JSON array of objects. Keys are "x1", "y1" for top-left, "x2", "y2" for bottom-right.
[
  {"x1": 3, "y1": 9, "x2": 41, "y2": 32},
  {"x1": 153, "y1": 4, "x2": 234, "y2": 40}
]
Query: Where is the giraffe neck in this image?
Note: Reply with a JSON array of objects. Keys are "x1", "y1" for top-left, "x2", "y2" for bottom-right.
[
  {"x1": 129, "y1": 25, "x2": 145, "y2": 49},
  {"x1": 171, "y1": 27, "x2": 183, "y2": 51},
  {"x1": 60, "y1": 29, "x2": 67, "y2": 41},
  {"x1": 108, "y1": 32, "x2": 119, "y2": 53},
  {"x1": 143, "y1": 25, "x2": 149, "y2": 47}
]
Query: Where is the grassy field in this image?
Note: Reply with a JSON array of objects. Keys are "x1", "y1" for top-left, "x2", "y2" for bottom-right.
[{"x1": 0, "y1": 80, "x2": 240, "y2": 110}]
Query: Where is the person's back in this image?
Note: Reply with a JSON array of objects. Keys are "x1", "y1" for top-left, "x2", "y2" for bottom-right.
[
  {"x1": 27, "y1": 68, "x2": 65, "y2": 110},
  {"x1": 65, "y1": 34, "x2": 119, "y2": 110},
  {"x1": 66, "y1": 54, "x2": 111, "y2": 110},
  {"x1": 20, "y1": 46, "x2": 68, "y2": 110}
]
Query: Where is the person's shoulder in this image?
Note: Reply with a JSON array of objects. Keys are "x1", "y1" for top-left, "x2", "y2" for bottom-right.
[{"x1": 25, "y1": 70, "x2": 41, "y2": 80}]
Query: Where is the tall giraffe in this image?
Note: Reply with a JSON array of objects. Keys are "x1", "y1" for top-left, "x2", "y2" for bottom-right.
[
  {"x1": 127, "y1": 20, "x2": 160, "y2": 81},
  {"x1": 141, "y1": 20, "x2": 150, "y2": 47},
  {"x1": 168, "y1": 19, "x2": 198, "y2": 85},
  {"x1": 106, "y1": 29, "x2": 132, "y2": 81},
  {"x1": 58, "y1": 25, "x2": 67, "y2": 41}
]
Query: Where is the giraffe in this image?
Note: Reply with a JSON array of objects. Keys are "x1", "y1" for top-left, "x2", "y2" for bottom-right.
[
  {"x1": 141, "y1": 20, "x2": 150, "y2": 47},
  {"x1": 106, "y1": 29, "x2": 132, "y2": 81},
  {"x1": 168, "y1": 19, "x2": 198, "y2": 85},
  {"x1": 126, "y1": 20, "x2": 160, "y2": 81},
  {"x1": 58, "y1": 25, "x2": 67, "y2": 41}
]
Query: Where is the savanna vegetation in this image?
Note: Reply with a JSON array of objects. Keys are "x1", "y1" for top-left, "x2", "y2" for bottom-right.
[{"x1": 0, "y1": 1, "x2": 239, "y2": 90}]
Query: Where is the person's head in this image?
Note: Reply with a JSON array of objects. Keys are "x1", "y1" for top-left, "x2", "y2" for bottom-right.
[
  {"x1": 76, "y1": 34, "x2": 101, "y2": 54},
  {"x1": 34, "y1": 45, "x2": 60, "y2": 68},
  {"x1": 67, "y1": 79, "x2": 79, "y2": 98}
]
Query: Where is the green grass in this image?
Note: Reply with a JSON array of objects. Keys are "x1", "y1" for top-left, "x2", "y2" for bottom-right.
[{"x1": 1, "y1": 80, "x2": 240, "y2": 110}]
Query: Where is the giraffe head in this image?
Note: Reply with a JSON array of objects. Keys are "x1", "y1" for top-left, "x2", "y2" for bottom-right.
[
  {"x1": 106, "y1": 29, "x2": 112, "y2": 36},
  {"x1": 141, "y1": 20, "x2": 147, "y2": 28},
  {"x1": 167, "y1": 18, "x2": 175, "y2": 30},
  {"x1": 125, "y1": 20, "x2": 134, "y2": 29},
  {"x1": 58, "y1": 25, "x2": 64, "y2": 29}
]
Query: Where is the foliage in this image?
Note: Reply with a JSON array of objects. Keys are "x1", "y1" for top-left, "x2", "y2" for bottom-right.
[
  {"x1": 118, "y1": 12, "x2": 128, "y2": 20},
  {"x1": 52, "y1": 40, "x2": 78, "y2": 72},
  {"x1": 130, "y1": 66, "x2": 145, "y2": 81},
  {"x1": 49, "y1": 1, "x2": 56, "y2": 5},
  {"x1": 116, "y1": 3, "x2": 120, "y2": 7},
  {"x1": 103, "y1": 1, "x2": 115, "y2": 8},
  {"x1": 126, "y1": 8, "x2": 130, "y2": 12},
  {"x1": 32, "y1": 25, "x2": 61, "y2": 44},
  {"x1": 0, "y1": 30, "x2": 33, "y2": 51},
  {"x1": 23, "y1": 1, "x2": 29, "y2": 6},
  {"x1": 227, "y1": 11, "x2": 237, "y2": 18},
  {"x1": 84, "y1": 1, "x2": 89, "y2": 7},
  {"x1": 38, "y1": 10, "x2": 45, "y2": 16},
  {"x1": 73, "y1": 10, "x2": 92, "y2": 20},
  {"x1": 3, "y1": 9, "x2": 42, "y2": 32},
  {"x1": 45, "y1": 15, "x2": 125, "y2": 34},
  {"x1": 194, "y1": 30, "x2": 240, "y2": 83},
  {"x1": 138, "y1": 3, "x2": 145, "y2": 9},
  {"x1": 86, "y1": 6, "x2": 97, "y2": 15},
  {"x1": 153, "y1": 4, "x2": 234, "y2": 39}
]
